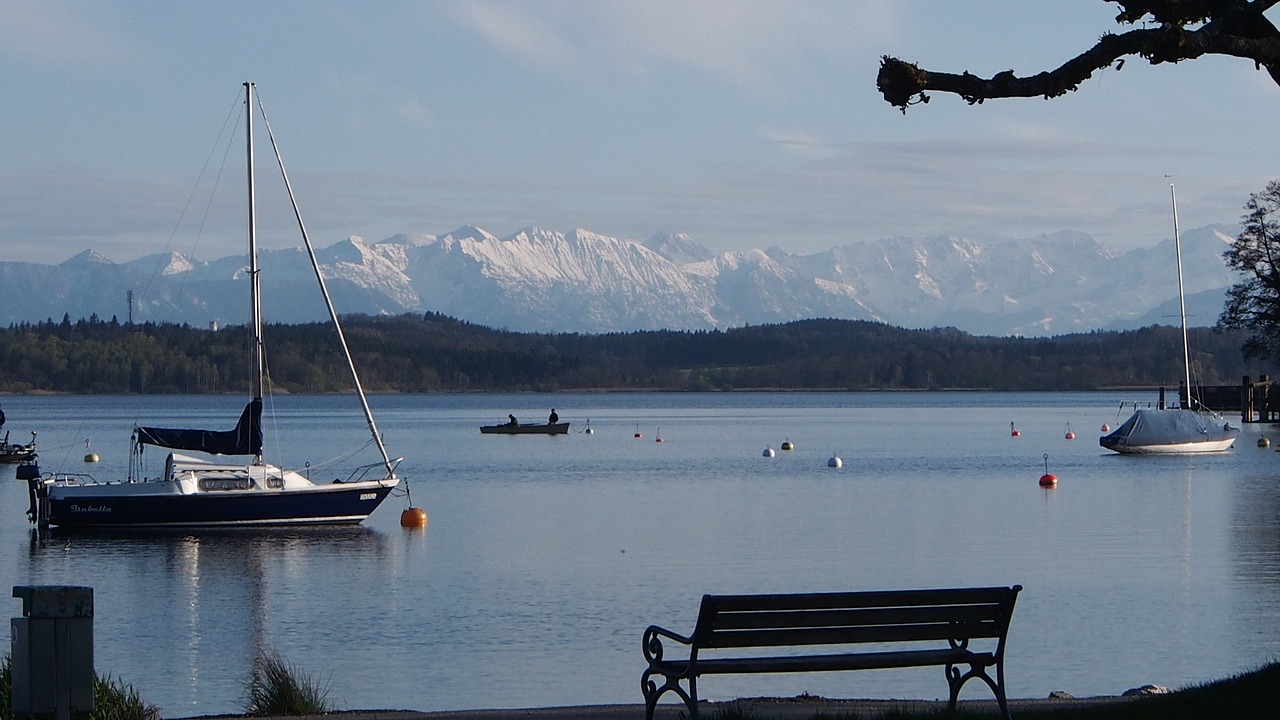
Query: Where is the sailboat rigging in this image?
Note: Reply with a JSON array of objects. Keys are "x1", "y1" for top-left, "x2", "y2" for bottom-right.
[
  {"x1": 1099, "y1": 183, "x2": 1239, "y2": 454},
  {"x1": 27, "y1": 83, "x2": 405, "y2": 527}
]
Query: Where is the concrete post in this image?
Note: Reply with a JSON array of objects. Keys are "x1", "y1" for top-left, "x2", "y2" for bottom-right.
[{"x1": 10, "y1": 586, "x2": 94, "y2": 720}]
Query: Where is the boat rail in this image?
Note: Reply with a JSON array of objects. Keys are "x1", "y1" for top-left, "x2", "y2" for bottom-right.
[
  {"x1": 42, "y1": 472, "x2": 102, "y2": 486},
  {"x1": 331, "y1": 457, "x2": 402, "y2": 484}
]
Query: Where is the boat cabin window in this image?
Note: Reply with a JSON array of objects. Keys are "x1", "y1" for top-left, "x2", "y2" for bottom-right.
[{"x1": 198, "y1": 477, "x2": 252, "y2": 491}]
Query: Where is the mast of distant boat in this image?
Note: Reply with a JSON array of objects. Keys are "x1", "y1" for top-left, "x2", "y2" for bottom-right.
[{"x1": 1170, "y1": 182, "x2": 1194, "y2": 410}]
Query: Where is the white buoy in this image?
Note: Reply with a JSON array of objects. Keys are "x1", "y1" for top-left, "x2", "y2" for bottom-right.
[
  {"x1": 583, "y1": 419, "x2": 593, "y2": 435},
  {"x1": 828, "y1": 453, "x2": 842, "y2": 468},
  {"x1": 762, "y1": 446, "x2": 775, "y2": 458},
  {"x1": 83, "y1": 439, "x2": 99, "y2": 463},
  {"x1": 781, "y1": 438, "x2": 794, "y2": 450}
]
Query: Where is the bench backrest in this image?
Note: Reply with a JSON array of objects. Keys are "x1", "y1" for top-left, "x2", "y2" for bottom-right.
[{"x1": 691, "y1": 586, "x2": 1021, "y2": 650}]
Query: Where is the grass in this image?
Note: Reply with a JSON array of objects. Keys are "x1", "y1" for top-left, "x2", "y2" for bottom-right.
[
  {"x1": 0, "y1": 655, "x2": 159, "y2": 720},
  {"x1": 706, "y1": 660, "x2": 1280, "y2": 720},
  {"x1": 244, "y1": 647, "x2": 333, "y2": 716},
  {"x1": 1011, "y1": 660, "x2": 1280, "y2": 720}
]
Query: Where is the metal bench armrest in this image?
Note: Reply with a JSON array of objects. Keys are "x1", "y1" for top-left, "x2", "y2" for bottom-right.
[{"x1": 643, "y1": 624, "x2": 693, "y2": 664}]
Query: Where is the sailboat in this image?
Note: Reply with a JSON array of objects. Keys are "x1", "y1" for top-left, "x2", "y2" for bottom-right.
[
  {"x1": 1099, "y1": 184, "x2": 1239, "y2": 454},
  {"x1": 28, "y1": 83, "x2": 403, "y2": 527}
]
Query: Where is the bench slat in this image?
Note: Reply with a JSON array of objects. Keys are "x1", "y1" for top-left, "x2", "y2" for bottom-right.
[
  {"x1": 658, "y1": 648, "x2": 996, "y2": 675},
  {"x1": 705, "y1": 587, "x2": 1016, "y2": 613},
  {"x1": 704, "y1": 619, "x2": 1003, "y2": 648},
  {"x1": 710, "y1": 603, "x2": 1004, "y2": 631}
]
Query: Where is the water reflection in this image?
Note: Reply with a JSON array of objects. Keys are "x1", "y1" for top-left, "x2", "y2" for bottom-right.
[
  {"x1": 22, "y1": 526, "x2": 394, "y2": 717},
  {"x1": 1233, "y1": 473, "x2": 1280, "y2": 586}
]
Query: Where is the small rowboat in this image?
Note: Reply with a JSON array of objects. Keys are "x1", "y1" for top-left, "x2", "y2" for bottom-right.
[{"x1": 480, "y1": 422, "x2": 571, "y2": 435}]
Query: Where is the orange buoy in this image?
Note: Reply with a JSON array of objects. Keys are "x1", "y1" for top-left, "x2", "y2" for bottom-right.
[
  {"x1": 400, "y1": 507, "x2": 427, "y2": 528},
  {"x1": 1010, "y1": 421, "x2": 1020, "y2": 437},
  {"x1": 1038, "y1": 453, "x2": 1057, "y2": 488}
]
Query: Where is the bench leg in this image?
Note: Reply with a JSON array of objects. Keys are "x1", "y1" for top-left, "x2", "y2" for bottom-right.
[
  {"x1": 642, "y1": 667, "x2": 699, "y2": 720},
  {"x1": 946, "y1": 662, "x2": 1012, "y2": 720}
]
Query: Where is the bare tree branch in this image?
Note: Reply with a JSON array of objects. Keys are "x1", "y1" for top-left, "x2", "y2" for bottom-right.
[{"x1": 878, "y1": 0, "x2": 1280, "y2": 112}]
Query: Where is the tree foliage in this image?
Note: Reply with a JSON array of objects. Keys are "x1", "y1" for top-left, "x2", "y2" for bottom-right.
[
  {"x1": 878, "y1": 0, "x2": 1280, "y2": 111},
  {"x1": 0, "y1": 313, "x2": 1266, "y2": 394},
  {"x1": 1218, "y1": 179, "x2": 1280, "y2": 361}
]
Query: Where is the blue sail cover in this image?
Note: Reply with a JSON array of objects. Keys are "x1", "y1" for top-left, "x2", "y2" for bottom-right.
[{"x1": 135, "y1": 399, "x2": 263, "y2": 456}]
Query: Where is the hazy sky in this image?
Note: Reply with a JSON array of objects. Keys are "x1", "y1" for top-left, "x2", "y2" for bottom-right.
[{"x1": 3, "y1": 0, "x2": 1278, "y2": 264}]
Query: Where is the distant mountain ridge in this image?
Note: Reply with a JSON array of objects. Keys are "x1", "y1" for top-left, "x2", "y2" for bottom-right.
[{"x1": 0, "y1": 224, "x2": 1239, "y2": 336}]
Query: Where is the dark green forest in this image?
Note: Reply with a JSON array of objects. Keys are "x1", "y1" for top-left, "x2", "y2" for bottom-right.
[{"x1": 0, "y1": 312, "x2": 1271, "y2": 394}]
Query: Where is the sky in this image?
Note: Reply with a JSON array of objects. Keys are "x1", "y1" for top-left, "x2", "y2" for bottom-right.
[{"x1": 3, "y1": 0, "x2": 1280, "y2": 265}]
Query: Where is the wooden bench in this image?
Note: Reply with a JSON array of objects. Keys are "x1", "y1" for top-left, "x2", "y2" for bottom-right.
[{"x1": 641, "y1": 585, "x2": 1022, "y2": 720}]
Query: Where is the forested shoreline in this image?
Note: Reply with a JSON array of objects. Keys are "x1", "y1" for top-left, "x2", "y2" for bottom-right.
[{"x1": 0, "y1": 312, "x2": 1270, "y2": 394}]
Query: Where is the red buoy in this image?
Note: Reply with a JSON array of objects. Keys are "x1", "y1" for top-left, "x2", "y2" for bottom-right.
[
  {"x1": 1010, "y1": 421, "x2": 1021, "y2": 437},
  {"x1": 1065, "y1": 422, "x2": 1076, "y2": 440},
  {"x1": 1101, "y1": 423, "x2": 1111, "y2": 432},
  {"x1": 1038, "y1": 453, "x2": 1057, "y2": 488}
]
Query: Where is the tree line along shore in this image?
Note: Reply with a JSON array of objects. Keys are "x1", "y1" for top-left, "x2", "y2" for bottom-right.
[{"x1": 0, "y1": 312, "x2": 1270, "y2": 395}]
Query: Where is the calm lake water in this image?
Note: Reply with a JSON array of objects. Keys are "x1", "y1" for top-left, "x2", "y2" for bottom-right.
[{"x1": 2, "y1": 391, "x2": 1279, "y2": 716}]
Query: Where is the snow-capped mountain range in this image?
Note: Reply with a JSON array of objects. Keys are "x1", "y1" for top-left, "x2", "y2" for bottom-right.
[{"x1": 0, "y1": 224, "x2": 1240, "y2": 337}]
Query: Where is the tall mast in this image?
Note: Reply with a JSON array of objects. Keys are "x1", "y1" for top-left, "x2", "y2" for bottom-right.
[
  {"x1": 1170, "y1": 183, "x2": 1193, "y2": 409},
  {"x1": 246, "y1": 82, "x2": 265, "y2": 408}
]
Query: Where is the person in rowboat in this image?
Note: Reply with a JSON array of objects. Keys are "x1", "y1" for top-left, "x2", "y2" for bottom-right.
[{"x1": 548, "y1": 409, "x2": 559, "y2": 425}]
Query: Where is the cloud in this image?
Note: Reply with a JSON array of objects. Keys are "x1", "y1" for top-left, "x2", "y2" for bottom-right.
[
  {"x1": 449, "y1": 0, "x2": 578, "y2": 69},
  {"x1": 0, "y1": 0, "x2": 126, "y2": 66},
  {"x1": 446, "y1": 0, "x2": 900, "y2": 89},
  {"x1": 758, "y1": 128, "x2": 849, "y2": 160}
]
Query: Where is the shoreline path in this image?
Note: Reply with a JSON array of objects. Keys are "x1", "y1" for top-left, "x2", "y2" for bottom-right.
[{"x1": 188, "y1": 695, "x2": 1136, "y2": 720}]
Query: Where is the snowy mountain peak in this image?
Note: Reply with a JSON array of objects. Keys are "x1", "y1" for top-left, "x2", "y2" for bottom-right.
[
  {"x1": 443, "y1": 225, "x2": 499, "y2": 243},
  {"x1": 125, "y1": 251, "x2": 199, "y2": 276},
  {"x1": 60, "y1": 249, "x2": 115, "y2": 267},
  {"x1": 0, "y1": 222, "x2": 1240, "y2": 337},
  {"x1": 645, "y1": 231, "x2": 713, "y2": 265}
]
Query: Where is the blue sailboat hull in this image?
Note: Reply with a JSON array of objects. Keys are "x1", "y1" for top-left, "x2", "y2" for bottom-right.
[{"x1": 43, "y1": 484, "x2": 395, "y2": 528}]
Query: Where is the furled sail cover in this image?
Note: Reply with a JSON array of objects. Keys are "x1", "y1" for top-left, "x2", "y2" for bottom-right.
[
  {"x1": 135, "y1": 399, "x2": 263, "y2": 455},
  {"x1": 1104, "y1": 408, "x2": 1227, "y2": 445}
]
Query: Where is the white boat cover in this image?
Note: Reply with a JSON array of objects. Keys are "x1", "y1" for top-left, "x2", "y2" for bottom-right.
[{"x1": 1100, "y1": 408, "x2": 1237, "y2": 453}]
